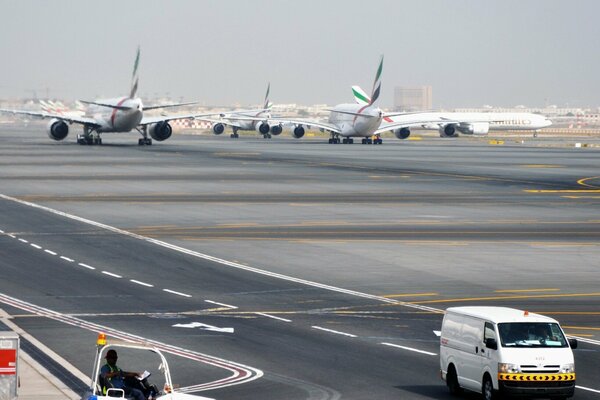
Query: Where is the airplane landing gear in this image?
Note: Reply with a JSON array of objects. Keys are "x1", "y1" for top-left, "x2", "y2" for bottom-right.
[
  {"x1": 231, "y1": 128, "x2": 239, "y2": 138},
  {"x1": 77, "y1": 127, "x2": 102, "y2": 145},
  {"x1": 262, "y1": 133, "x2": 272, "y2": 139},
  {"x1": 328, "y1": 133, "x2": 341, "y2": 144},
  {"x1": 136, "y1": 126, "x2": 153, "y2": 145}
]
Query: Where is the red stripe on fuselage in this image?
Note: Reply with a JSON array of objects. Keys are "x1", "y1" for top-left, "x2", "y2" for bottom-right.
[
  {"x1": 110, "y1": 97, "x2": 129, "y2": 128},
  {"x1": 353, "y1": 104, "x2": 370, "y2": 124},
  {"x1": 384, "y1": 116, "x2": 393, "y2": 123}
]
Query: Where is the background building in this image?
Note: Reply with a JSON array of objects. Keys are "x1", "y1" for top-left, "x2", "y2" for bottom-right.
[{"x1": 394, "y1": 86, "x2": 432, "y2": 111}]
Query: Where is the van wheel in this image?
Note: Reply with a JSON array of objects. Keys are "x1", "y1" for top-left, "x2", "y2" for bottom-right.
[
  {"x1": 482, "y1": 375, "x2": 496, "y2": 400},
  {"x1": 447, "y1": 366, "x2": 462, "y2": 396}
]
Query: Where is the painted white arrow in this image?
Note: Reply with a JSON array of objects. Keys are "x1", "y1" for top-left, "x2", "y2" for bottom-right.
[{"x1": 173, "y1": 322, "x2": 234, "y2": 333}]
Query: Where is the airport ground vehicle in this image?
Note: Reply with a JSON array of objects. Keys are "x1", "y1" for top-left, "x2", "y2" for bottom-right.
[
  {"x1": 440, "y1": 307, "x2": 577, "y2": 400},
  {"x1": 86, "y1": 333, "x2": 213, "y2": 400}
]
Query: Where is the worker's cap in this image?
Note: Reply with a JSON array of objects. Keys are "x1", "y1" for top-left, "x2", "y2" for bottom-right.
[{"x1": 105, "y1": 349, "x2": 118, "y2": 359}]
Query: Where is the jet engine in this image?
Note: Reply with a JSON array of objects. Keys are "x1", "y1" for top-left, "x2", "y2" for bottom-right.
[
  {"x1": 212, "y1": 123, "x2": 225, "y2": 135},
  {"x1": 292, "y1": 125, "x2": 305, "y2": 139},
  {"x1": 148, "y1": 121, "x2": 172, "y2": 141},
  {"x1": 393, "y1": 127, "x2": 410, "y2": 139},
  {"x1": 439, "y1": 124, "x2": 457, "y2": 138},
  {"x1": 270, "y1": 124, "x2": 283, "y2": 135},
  {"x1": 255, "y1": 122, "x2": 270, "y2": 134},
  {"x1": 457, "y1": 122, "x2": 489, "y2": 135},
  {"x1": 46, "y1": 119, "x2": 69, "y2": 141}
]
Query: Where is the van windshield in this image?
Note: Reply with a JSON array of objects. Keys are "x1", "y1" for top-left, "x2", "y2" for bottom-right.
[{"x1": 498, "y1": 322, "x2": 568, "y2": 348}]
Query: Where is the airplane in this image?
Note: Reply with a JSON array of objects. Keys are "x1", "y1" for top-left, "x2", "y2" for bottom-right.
[
  {"x1": 226, "y1": 56, "x2": 446, "y2": 144},
  {"x1": 203, "y1": 83, "x2": 282, "y2": 139},
  {"x1": 0, "y1": 47, "x2": 227, "y2": 146},
  {"x1": 351, "y1": 86, "x2": 553, "y2": 139}
]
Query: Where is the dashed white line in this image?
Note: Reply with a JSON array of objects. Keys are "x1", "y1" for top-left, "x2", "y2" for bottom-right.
[
  {"x1": 78, "y1": 263, "x2": 95, "y2": 270},
  {"x1": 44, "y1": 249, "x2": 57, "y2": 256},
  {"x1": 18, "y1": 238, "x2": 28, "y2": 243},
  {"x1": 7, "y1": 234, "x2": 16, "y2": 238},
  {"x1": 101, "y1": 271, "x2": 122, "y2": 278},
  {"x1": 577, "y1": 385, "x2": 600, "y2": 394},
  {"x1": 381, "y1": 342, "x2": 437, "y2": 356},
  {"x1": 163, "y1": 289, "x2": 192, "y2": 298},
  {"x1": 205, "y1": 300, "x2": 237, "y2": 309},
  {"x1": 60, "y1": 256, "x2": 74, "y2": 262},
  {"x1": 0, "y1": 229, "x2": 4, "y2": 233},
  {"x1": 30, "y1": 243, "x2": 42, "y2": 249},
  {"x1": 256, "y1": 313, "x2": 292, "y2": 322},
  {"x1": 312, "y1": 326, "x2": 357, "y2": 338},
  {"x1": 130, "y1": 279, "x2": 154, "y2": 288}
]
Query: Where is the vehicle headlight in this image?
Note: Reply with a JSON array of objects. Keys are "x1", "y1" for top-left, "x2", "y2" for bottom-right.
[
  {"x1": 560, "y1": 363, "x2": 575, "y2": 373},
  {"x1": 498, "y1": 363, "x2": 521, "y2": 373}
]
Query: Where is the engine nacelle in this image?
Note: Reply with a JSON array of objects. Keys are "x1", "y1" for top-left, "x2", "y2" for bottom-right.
[
  {"x1": 212, "y1": 123, "x2": 225, "y2": 135},
  {"x1": 46, "y1": 119, "x2": 69, "y2": 141},
  {"x1": 255, "y1": 122, "x2": 270, "y2": 134},
  {"x1": 439, "y1": 124, "x2": 457, "y2": 138},
  {"x1": 270, "y1": 124, "x2": 283, "y2": 136},
  {"x1": 148, "y1": 121, "x2": 172, "y2": 141},
  {"x1": 292, "y1": 126, "x2": 305, "y2": 139},
  {"x1": 457, "y1": 122, "x2": 489, "y2": 135},
  {"x1": 393, "y1": 127, "x2": 410, "y2": 139}
]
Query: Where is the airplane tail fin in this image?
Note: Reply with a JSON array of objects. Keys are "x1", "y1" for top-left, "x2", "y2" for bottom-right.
[
  {"x1": 263, "y1": 82, "x2": 272, "y2": 110},
  {"x1": 369, "y1": 55, "x2": 383, "y2": 105},
  {"x1": 129, "y1": 46, "x2": 141, "y2": 98},
  {"x1": 352, "y1": 85, "x2": 371, "y2": 106}
]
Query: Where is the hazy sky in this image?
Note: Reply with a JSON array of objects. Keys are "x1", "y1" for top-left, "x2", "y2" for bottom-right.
[{"x1": 1, "y1": 0, "x2": 599, "y2": 108}]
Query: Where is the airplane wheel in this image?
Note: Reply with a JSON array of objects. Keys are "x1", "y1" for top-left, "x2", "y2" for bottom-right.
[
  {"x1": 361, "y1": 138, "x2": 367, "y2": 144},
  {"x1": 349, "y1": 139, "x2": 354, "y2": 144}
]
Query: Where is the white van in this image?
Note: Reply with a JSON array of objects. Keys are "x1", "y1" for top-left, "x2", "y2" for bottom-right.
[{"x1": 440, "y1": 306, "x2": 577, "y2": 400}]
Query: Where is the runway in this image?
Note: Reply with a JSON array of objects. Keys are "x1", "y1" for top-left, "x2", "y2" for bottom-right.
[{"x1": 1, "y1": 125, "x2": 599, "y2": 399}]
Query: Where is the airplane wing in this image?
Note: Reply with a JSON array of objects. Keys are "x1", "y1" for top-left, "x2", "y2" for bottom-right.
[
  {"x1": 374, "y1": 118, "x2": 460, "y2": 135},
  {"x1": 0, "y1": 108, "x2": 100, "y2": 127},
  {"x1": 195, "y1": 117, "x2": 245, "y2": 129},
  {"x1": 224, "y1": 115, "x2": 342, "y2": 134}
]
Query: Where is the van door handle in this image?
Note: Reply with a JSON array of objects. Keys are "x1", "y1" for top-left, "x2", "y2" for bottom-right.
[{"x1": 475, "y1": 346, "x2": 479, "y2": 354}]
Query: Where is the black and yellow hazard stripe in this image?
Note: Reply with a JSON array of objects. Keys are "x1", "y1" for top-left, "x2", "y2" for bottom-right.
[{"x1": 498, "y1": 373, "x2": 575, "y2": 382}]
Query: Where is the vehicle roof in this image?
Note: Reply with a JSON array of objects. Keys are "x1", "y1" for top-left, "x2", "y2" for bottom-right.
[{"x1": 446, "y1": 306, "x2": 558, "y2": 324}]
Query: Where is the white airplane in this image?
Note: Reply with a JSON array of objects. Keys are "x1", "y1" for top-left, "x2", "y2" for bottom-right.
[
  {"x1": 352, "y1": 86, "x2": 552, "y2": 139},
  {"x1": 228, "y1": 56, "x2": 444, "y2": 144},
  {"x1": 204, "y1": 83, "x2": 281, "y2": 139},
  {"x1": 0, "y1": 47, "x2": 224, "y2": 145}
]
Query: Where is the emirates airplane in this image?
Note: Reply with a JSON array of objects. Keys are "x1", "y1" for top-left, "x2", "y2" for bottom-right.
[
  {"x1": 352, "y1": 86, "x2": 552, "y2": 139},
  {"x1": 229, "y1": 56, "x2": 445, "y2": 144},
  {"x1": 205, "y1": 83, "x2": 282, "y2": 139},
  {"x1": 0, "y1": 47, "x2": 223, "y2": 145}
]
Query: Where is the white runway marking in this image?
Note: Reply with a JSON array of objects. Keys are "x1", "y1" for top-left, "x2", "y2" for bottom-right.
[
  {"x1": 0, "y1": 229, "x2": 4, "y2": 233},
  {"x1": 205, "y1": 300, "x2": 237, "y2": 309},
  {"x1": 173, "y1": 322, "x2": 234, "y2": 333},
  {"x1": 30, "y1": 243, "x2": 42, "y2": 249},
  {"x1": 312, "y1": 326, "x2": 357, "y2": 338},
  {"x1": 256, "y1": 312, "x2": 292, "y2": 322},
  {"x1": 163, "y1": 289, "x2": 192, "y2": 298},
  {"x1": 381, "y1": 342, "x2": 437, "y2": 356},
  {"x1": 130, "y1": 279, "x2": 154, "y2": 287},
  {"x1": 7, "y1": 234, "x2": 16, "y2": 238},
  {"x1": 78, "y1": 263, "x2": 95, "y2": 270},
  {"x1": 577, "y1": 386, "x2": 600, "y2": 394},
  {"x1": 44, "y1": 249, "x2": 57, "y2": 256},
  {"x1": 60, "y1": 256, "x2": 74, "y2": 262},
  {"x1": 101, "y1": 271, "x2": 122, "y2": 278},
  {"x1": 18, "y1": 238, "x2": 28, "y2": 243}
]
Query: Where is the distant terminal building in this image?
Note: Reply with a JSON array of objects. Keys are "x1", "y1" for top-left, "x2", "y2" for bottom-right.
[{"x1": 394, "y1": 86, "x2": 432, "y2": 111}]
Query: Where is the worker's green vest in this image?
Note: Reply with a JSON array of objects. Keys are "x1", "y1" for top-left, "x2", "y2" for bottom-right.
[{"x1": 102, "y1": 364, "x2": 122, "y2": 395}]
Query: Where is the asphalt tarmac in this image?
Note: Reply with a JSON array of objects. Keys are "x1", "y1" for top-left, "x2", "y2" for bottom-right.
[{"x1": 0, "y1": 125, "x2": 599, "y2": 399}]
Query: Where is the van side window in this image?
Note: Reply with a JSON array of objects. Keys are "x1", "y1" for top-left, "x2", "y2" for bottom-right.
[{"x1": 484, "y1": 322, "x2": 496, "y2": 342}]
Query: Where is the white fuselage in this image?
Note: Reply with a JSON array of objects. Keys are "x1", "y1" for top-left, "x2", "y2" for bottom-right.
[
  {"x1": 225, "y1": 110, "x2": 271, "y2": 131},
  {"x1": 85, "y1": 97, "x2": 144, "y2": 132},
  {"x1": 389, "y1": 112, "x2": 552, "y2": 132},
  {"x1": 328, "y1": 103, "x2": 383, "y2": 137}
]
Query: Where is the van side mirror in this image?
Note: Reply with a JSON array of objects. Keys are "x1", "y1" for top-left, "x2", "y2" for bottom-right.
[
  {"x1": 485, "y1": 338, "x2": 498, "y2": 350},
  {"x1": 568, "y1": 338, "x2": 578, "y2": 349}
]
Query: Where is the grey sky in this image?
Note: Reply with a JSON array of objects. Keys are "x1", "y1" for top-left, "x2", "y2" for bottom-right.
[{"x1": 1, "y1": 0, "x2": 598, "y2": 108}]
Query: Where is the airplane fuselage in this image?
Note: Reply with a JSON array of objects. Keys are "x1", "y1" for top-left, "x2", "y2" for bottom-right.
[
  {"x1": 85, "y1": 97, "x2": 144, "y2": 132},
  {"x1": 392, "y1": 112, "x2": 552, "y2": 131},
  {"x1": 328, "y1": 103, "x2": 383, "y2": 137}
]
